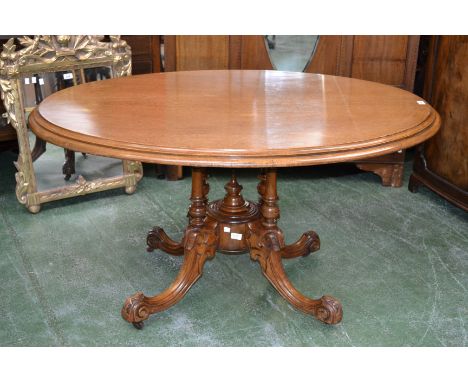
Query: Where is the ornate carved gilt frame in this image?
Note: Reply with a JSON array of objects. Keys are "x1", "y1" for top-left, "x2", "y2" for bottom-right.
[{"x1": 0, "y1": 35, "x2": 143, "y2": 213}]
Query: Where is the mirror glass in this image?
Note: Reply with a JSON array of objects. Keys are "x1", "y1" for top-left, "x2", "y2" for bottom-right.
[
  {"x1": 265, "y1": 35, "x2": 319, "y2": 72},
  {"x1": 83, "y1": 66, "x2": 112, "y2": 82},
  {"x1": 21, "y1": 71, "x2": 76, "y2": 110},
  {"x1": 19, "y1": 68, "x2": 122, "y2": 190}
]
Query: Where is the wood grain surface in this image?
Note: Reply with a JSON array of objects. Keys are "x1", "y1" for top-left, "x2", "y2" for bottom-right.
[{"x1": 29, "y1": 70, "x2": 440, "y2": 167}]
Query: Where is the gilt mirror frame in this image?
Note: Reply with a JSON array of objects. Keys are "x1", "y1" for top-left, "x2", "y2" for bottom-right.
[{"x1": 0, "y1": 35, "x2": 143, "y2": 213}]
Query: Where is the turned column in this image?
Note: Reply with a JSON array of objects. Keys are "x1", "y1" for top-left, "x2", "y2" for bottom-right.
[
  {"x1": 188, "y1": 167, "x2": 208, "y2": 228},
  {"x1": 206, "y1": 170, "x2": 260, "y2": 253},
  {"x1": 260, "y1": 168, "x2": 280, "y2": 229}
]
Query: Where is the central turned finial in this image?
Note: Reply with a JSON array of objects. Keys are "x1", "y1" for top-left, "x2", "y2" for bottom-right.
[{"x1": 221, "y1": 171, "x2": 246, "y2": 212}]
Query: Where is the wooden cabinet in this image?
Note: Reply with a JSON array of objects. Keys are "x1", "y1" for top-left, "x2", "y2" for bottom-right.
[
  {"x1": 121, "y1": 35, "x2": 162, "y2": 74},
  {"x1": 347, "y1": 36, "x2": 419, "y2": 90},
  {"x1": 164, "y1": 36, "x2": 230, "y2": 71},
  {"x1": 409, "y1": 36, "x2": 468, "y2": 210}
]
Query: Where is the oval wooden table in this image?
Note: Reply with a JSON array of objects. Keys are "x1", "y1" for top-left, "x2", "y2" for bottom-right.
[{"x1": 29, "y1": 70, "x2": 441, "y2": 329}]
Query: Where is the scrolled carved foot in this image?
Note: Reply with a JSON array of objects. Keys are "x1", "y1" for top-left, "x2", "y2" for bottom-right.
[
  {"x1": 247, "y1": 224, "x2": 342, "y2": 325},
  {"x1": 282, "y1": 230, "x2": 320, "y2": 259},
  {"x1": 315, "y1": 295, "x2": 343, "y2": 325},
  {"x1": 122, "y1": 226, "x2": 218, "y2": 328},
  {"x1": 121, "y1": 292, "x2": 149, "y2": 326},
  {"x1": 146, "y1": 226, "x2": 184, "y2": 255}
]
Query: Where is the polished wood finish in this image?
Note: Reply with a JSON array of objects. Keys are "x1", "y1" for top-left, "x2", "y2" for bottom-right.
[
  {"x1": 121, "y1": 36, "x2": 182, "y2": 180},
  {"x1": 409, "y1": 36, "x2": 468, "y2": 210},
  {"x1": 345, "y1": 36, "x2": 420, "y2": 186},
  {"x1": 29, "y1": 70, "x2": 440, "y2": 328},
  {"x1": 225, "y1": 35, "x2": 420, "y2": 186},
  {"x1": 30, "y1": 71, "x2": 440, "y2": 168}
]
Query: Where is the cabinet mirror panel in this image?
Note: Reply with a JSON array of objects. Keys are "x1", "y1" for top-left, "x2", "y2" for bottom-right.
[{"x1": 265, "y1": 35, "x2": 319, "y2": 72}]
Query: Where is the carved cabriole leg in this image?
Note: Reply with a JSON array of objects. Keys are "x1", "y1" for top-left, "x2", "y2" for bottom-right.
[
  {"x1": 247, "y1": 223, "x2": 342, "y2": 324},
  {"x1": 122, "y1": 223, "x2": 218, "y2": 329},
  {"x1": 246, "y1": 168, "x2": 342, "y2": 325},
  {"x1": 146, "y1": 168, "x2": 208, "y2": 255},
  {"x1": 282, "y1": 231, "x2": 320, "y2": 259},
  {"x1": 122, "y1": 167, "x2": 217, "y2": 328},
  {"x1": 147, "y1": 227, "x2": 184, "y2": 255}
]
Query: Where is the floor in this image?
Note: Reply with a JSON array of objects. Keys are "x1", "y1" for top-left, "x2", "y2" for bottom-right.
[{"x1": 0, "y1": 144, "x2": 467, "y2": 346}]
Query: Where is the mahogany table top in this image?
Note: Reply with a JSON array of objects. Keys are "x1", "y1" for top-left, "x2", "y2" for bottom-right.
[{"x1": 29, "y1": 70, "x2": 440, "y2": 167}]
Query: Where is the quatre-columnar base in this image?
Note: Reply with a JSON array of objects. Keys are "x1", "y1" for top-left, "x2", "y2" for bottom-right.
[{"x1": 122, "y1": 168, "x2": 342, "y2": 329}]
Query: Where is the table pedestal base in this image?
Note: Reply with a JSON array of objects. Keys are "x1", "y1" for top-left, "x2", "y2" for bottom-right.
[{"x1": 122, "y1": 168, "x2": 343, "y2": 329}]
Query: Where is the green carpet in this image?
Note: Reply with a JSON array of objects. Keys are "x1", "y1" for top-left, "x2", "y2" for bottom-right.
[{"x1": 0, "y1": 144, "x2": 466, "y2": 346}]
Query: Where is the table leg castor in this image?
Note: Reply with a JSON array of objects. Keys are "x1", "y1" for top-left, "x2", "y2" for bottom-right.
[{"x1": 133, "y1": 321, "x2": 144, "y2": 330}]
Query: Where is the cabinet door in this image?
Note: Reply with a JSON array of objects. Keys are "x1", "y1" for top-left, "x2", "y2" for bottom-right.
[
  {"x1": 122, "y1": 35, "x2": 162, "y2": 74},
  {"x1": 164, "y1": 36, "x2": 230, "y2": 71},
  {"x1": 349, "y1": 35, "x2": 419, "y2": 90}
]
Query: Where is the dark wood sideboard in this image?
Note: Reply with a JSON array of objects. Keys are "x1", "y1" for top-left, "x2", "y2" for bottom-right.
[{"x1": 409, "y1": 36, "x2": 468, "y2": 211}]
